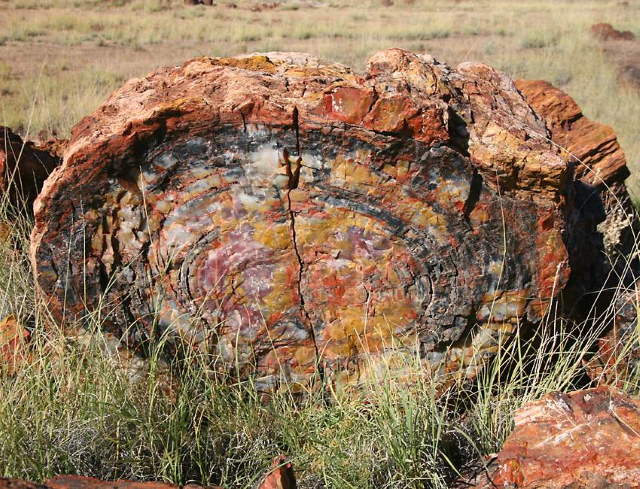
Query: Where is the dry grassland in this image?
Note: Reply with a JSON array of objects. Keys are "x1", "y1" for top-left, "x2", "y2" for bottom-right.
[{"x1": 1, "y1": 0, "x2": 639, "y2": 191}]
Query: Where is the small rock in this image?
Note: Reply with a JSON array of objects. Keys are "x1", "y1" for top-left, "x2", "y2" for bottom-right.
[
  {"x1": 0, "y1": 459, "x2": 291, "y2": 489},
  {"x1": 0, "y1": 315, "x2": 30, "y2": 375},
  {"x1": 250, "y1": 2, "x2": 279, "y2": 11},
  {"x1": 257, "y1": 456, "x2": 296, "y2": 489},
  {"x1": 591, "y1": 23, "x2": 635, "y2": 41}
]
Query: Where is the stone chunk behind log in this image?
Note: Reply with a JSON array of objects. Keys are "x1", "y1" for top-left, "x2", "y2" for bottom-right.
[
  {"x1": 0, "y1": 127, "x2": 62, "y2": 209},
  {"x1": 30, "y1": 49, "x2": 571, "y2": 391},
  {"x1": 515, "y1": 79, "x2": 628, "y2": 187}
]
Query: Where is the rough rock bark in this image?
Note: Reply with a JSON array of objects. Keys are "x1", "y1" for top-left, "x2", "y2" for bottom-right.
[
  {"x1": 0, "y1": 127, "x2": 61, "y2": 208},
  {"x1": 516, "y1": 79, "x2": 638, "y2": 309},
  {"x1": 468, "y1": 386, "x2": 640, "y2": 489},
  {"x1": 515, "y1": 79, "x2": 628, "y2": 187},
  {"x1": 31, "y1": 49, "x2": 571, "y2": 391}
]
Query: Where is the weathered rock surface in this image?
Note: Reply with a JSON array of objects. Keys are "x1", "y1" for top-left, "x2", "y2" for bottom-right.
[
  {"x1": 515, "y1": 79, "x2": 628, "y2": 187},
  {"x1": 0, "y1": 127, "x2": 61, "y2": 208},
  {"x1": 591, "y1": 23, "x2": 636, "y2": 42},
  {"x1": 31, "y1": 49, "x2": 571, "y2": 391},
  {"x1": 516, "y1": 78, "x2": 638, "y2": 318},
  {"x1": 468, "y1": 386, "x2": 640, "y2": 489}
]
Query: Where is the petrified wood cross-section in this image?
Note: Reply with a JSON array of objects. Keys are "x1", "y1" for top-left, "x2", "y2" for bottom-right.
[{"x1": 31, "y1": 50, "x2": 570, "y2": 390}]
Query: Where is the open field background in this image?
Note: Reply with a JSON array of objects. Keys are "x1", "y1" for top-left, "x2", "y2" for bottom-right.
[
  {"x1": 1, "y1": 0, "x2": 640, "y2": 189},
  {"x1": 2, "y1": 1, "x2": 640, "y2": 488}
]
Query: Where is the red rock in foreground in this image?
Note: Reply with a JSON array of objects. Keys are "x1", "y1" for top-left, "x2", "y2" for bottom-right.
[
  {"x1": 0, "y1": 127, "x2": 61, "y2": 208},
  {"x1": 469, "y1": 386, "x2": 640, "y2": 489},
  {"x1": 258, "y1": 456, "x2": 296, "y2": 489},
  {"x1": 31, "y1": 49, "x2": 571, "y2": 391}
]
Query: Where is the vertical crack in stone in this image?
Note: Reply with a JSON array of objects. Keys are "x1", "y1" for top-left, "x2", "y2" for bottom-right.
[
  {"x1": 283, "y1": 107, "x2": 324, "y2": 382},
  {"x1": 287, "y1": 188, "x2": 321, "y2": 379},
  {"x1": 292, "y1": 106, "x2": 301, "y2": 156}
]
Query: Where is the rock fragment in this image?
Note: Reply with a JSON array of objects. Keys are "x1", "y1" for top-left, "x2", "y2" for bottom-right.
[
  {"x1": 515, "y1": 79, "x2": 628, "y2": 187},
  {"x1": 0, "y1": 457, "x2": 293, "y2": 489},
  {"x1": 0, "y1": 315, "x2": 30, "y2": 375},
  {"x1": 0, "y1": 127, "x2": 61, "y2": 209},
  {"x1": 257, "y1": 456, "x2": 296, "y2": 489},
  {"x1": 516, "y1": 78, "x2": 638, "y2": 312},
  {"x1": 468, "y1": 386, "x2": 640, "y2": 489}
]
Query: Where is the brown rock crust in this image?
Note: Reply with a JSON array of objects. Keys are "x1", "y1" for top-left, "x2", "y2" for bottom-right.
[
  {"x1": 30, "y1": 49, "x2": 571, "y2": 391},
  {"x1": 515, "y1": 79, "x2": 628, "y2": 186},
  {"x1": 516, "y1": 78, "x2": 638, "y2": 323},
  {"x1": 0, "y1": 315, "x2": 30, "y2": 375}
]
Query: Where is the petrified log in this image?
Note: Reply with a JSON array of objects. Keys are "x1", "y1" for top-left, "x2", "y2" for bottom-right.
[
  {"x1": 31, "y1": 50, "x2": 571, "y2": 390},
  {"x1": 0, "y1": 127, "x2": 61, "y2": 209},
  {"x1": 467, "y1": 386, "x2": 640, "y2": 488}
]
